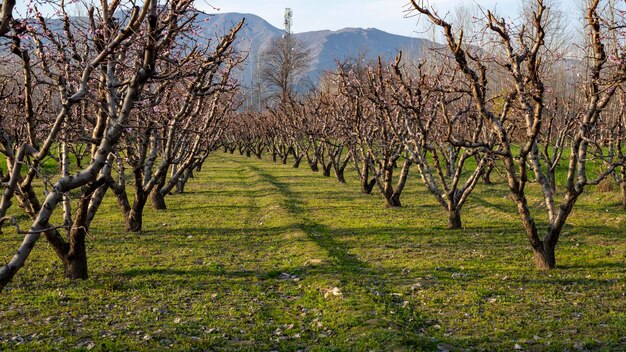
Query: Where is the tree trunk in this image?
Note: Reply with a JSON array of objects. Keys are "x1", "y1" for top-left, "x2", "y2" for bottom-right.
[
  {"x1": 176, "y1": 169, "x2": 193, "y2": 193},
  {"x1": 293, "y1": 156, "x2": 302, "y2": 168},
  {"x1": 176, "y1": 179, "x2": 185, "y2": 193},
  {"x1": 13, "y1": 184, "x2": 85, "y2": 278},
  {"x1": 333, "y1": 154, "x2": 351, "y2": 184},
  {"x1": 335, "y1": 168, "x2": 346, "y2": 183},
  {"x1": 126, "y1": 193, "x2": 148, "y2": 232},
  {"x1": 281, "y1": 154, "x2": 288, "y2": 165},
  {"x1": 382, "y1": 165, "x2": 400, "y2": 207},
  {"x1": 308, "y1": 160, "x2": 319, "y2": 172},
  {"x1": 246, "y1": 150, "x2": 251, "y2": 158},
  {"x1": 126, "y1": 215, "x2": 141, "y2": 232},
  {"x1": 386, "y1": 193, "x2": 401, "y2": 207},
  {"x1": 150, "y1": 189, "x2": 167, "y2": 210},
  {"x1": 533, "y1": 241, "x2": 556, "y2": 269},
  {"x1": 64, "y1": 254, "x2": 88, "y2": 279},
  {"x1": 360, "y1": 162, "x2": 375, "y2": 194},
  {"x1": 621, "y1": 181, "x2": 626, "y2": 209},
  {"x1": 362, "y1": 178, "x2": 376, "y2": 194},
  {"x1": 482, "y1": 164, "x2": 493, "y2": 185},
  {"x1": 512, "y1": 192, "x2": 553, "y2": 270},
  {"x1": 64, "y1": 227, "x2": 88, "y2": 279},
  {"x1": 322, "y1": 164, "x2": 332, "y2": 177},
  {"x1": 63, "y1": 176, "x2": 109, "y2": 280},
  {"x1": 126, "y1": 208, "x2": 144, "y2": 232},
  {"x1": 448, "y1": 208, "x2": 462, "y2": 229}
]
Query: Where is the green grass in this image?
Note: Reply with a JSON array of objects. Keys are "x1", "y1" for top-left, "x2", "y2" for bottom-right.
[{"x1": 1, "y1": 152, "x2": 625, "y2": 351}]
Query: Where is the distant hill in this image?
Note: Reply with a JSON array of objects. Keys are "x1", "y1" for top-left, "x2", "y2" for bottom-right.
[{"x1": 197, "y1": 12, "x2": 432, "y2": 89}]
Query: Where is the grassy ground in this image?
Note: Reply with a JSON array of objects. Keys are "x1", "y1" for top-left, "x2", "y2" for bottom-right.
[{"x1": 0, "y1": 152, "x2": 625, "y2": 351}]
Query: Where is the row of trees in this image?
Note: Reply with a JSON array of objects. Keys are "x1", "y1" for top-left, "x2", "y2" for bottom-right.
[
  {"x1": 224, "y1": 0, "x2": 625, "y2": 270},
  {"x1": 0, "y1": 0, "x2": 623, "y2": 293},
  {"x1": 0, "y1": 0, "x2": 244, "y2": 291}
]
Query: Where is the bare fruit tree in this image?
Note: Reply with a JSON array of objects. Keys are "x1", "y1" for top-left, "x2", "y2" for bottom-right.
[
  {"x1": 387, "y1": 53, "x2": 493, "y2": 229},
  {"x1": 0, "y1": 0, "x2": 245, "y2": 291},
  {"x1": 410, "y1": 0, "x2": 626, "y2": 269}
]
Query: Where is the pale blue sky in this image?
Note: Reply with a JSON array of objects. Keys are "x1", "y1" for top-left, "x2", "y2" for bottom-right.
[
  {"x1": 198, "y1": 0, "x2": 579, "y2": 37},
  {"x1": 14, "y1": 1, "x2": 580, "y2": 38}
]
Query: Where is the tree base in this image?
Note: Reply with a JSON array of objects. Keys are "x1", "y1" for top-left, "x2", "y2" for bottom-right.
[
  {"x1": 448, "y1": 210, "x2": 462, "y2": 230},
  {"x1": 64, "y1": 258, "x2": 88, "y2": 279},
  {"x1": 150, "y1": 192, "x2": 167, "y2": 210},
  {"x1": 533, "y1": 246, "x2": 556, "y2": 270}
]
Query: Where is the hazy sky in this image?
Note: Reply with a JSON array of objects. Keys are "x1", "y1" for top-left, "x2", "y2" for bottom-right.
[
  {"x1": 14, "y1": 1, "x2": 581, "y2": 38},
  {"x1": 197, "y1": 0, "x2": 577, "y2": 37}
]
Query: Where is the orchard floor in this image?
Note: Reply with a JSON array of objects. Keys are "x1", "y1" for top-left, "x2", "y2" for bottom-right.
[{"x1": 1, "y1": 152, "x2": 625, "y2": 351}]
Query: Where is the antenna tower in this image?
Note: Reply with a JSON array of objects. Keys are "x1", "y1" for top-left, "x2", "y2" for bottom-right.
[{"x1": 284, "y1": 8, "x2": 293, "y2": 34}]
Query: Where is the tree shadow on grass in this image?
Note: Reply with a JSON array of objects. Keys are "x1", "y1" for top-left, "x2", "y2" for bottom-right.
[
  {"x1": 245, "y1": 163, "x2": 436, "y2": 349},
  {"x1": 507, "y1": 275, "x2": 625, "y2": 287},
  {"x1": 470, "y1": 195, "x2": 517, "y2": 218},
  {"x1": 120, "y1": 265, "x2": 333, "y2": 281},
  {"x1": 248, "y1": 165, "x2": 371, "y2": 274}
]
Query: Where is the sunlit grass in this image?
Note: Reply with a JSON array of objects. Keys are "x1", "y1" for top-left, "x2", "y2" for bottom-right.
[{"x1": 0, "y1": 152, "x2": 625, "y2": 351}]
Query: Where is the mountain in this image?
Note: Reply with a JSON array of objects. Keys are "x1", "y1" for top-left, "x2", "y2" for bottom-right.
[
  {"x1": 197, "y1": 12, "x2": 432, "y2": 89},
  {"x1": 297, "y1": 27, "x2": 427, "y2": 82}
]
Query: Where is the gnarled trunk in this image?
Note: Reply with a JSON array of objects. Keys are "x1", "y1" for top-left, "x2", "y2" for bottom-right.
[
  {"x1": 513, "y1": 193, "x2": 557, "y2": 269},
  {"x1": 382, "y1": 166, "x2": 398, "y2": 207},
  {"x1": 64, "y1": 227, "x2": 88, "y2": 279},
  {"x1": 254, "y1": 149, "x2": 263, "y2": 159},
  {"x1": 359, "y1": 162, "x2": 375, "y2": 194},
  {"x1": 176, "y1": 168, "x2": 193, "y2": 194},
  {"x1": 482, "y1": 164, "x2": 493, "y2": 185},
  {"x1": 149, "y1": 173, "x2": 168, "y2": 210},
  {"x1": 14, "y1": 183, "x2": 89, "y2": 279},
  {"x1": 150, "y1": 189, "x2": 167, "y2": 210},
  {"x1": 176, "y1": 181, "x2": 185, "y2": 193},
  {"x1": 386, "y1": 193, "x2": 401, "y2": 207},
  {"x1": 335, "y1": 167, "x2": 346, "y2": 183},
  {"x1": 126, "y1": 207, "x2": 145, "y2": 232},
  {"x1": 322, "y1": 163, "x2": 332, "y2": 177},
  {"x1": 293, "y1": 156, "x2": 302, "y2": 168},
  {"x1": 119, "y1": 190, "x2": 148, "y2": 232},
  {"x1": 533, "y1": 241, "x2": 556, "y2": 270},
  {"x1": 380, "y1": 159, "x2": 411, "y2": 208},
  {"x1": 620, "y1": 181, "x2": 626, "y2": 209},
  {"x1": 448, "y1": 208, "x2": 462, "y2": 230},
  {"x1": 333, "y1": 154, "x2": 351, "y2": 184},
  {"x1": 362, "y1": 178, "x2": 376, "y2": 194},
  {"x1": 62, "y1": 175, "x2": 109, "y2": 280}
]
